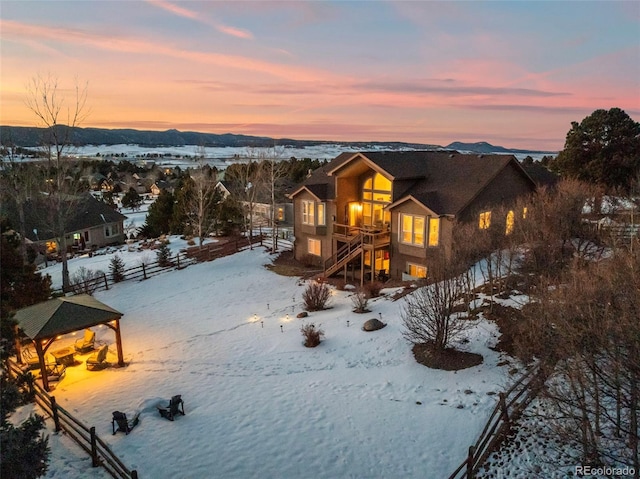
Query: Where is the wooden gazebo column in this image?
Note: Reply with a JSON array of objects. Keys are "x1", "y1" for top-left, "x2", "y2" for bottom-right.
[
  {"x1": 34, "y1": 338, "x2": 55, "y2": 392},
  {"x1": 105, "y1": 318, "x2": 125, "y2": 367}
]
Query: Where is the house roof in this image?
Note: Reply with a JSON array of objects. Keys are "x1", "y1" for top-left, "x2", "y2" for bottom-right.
[
  {"x1": 14, "y1": 294, "x2": 123, "y2": 340},
  {"x1": 291, "y1": 150, "x2": 536, "y2": 216},
  {"x1": 21, "y1": 193, "x2": 127, "y2": 242}
]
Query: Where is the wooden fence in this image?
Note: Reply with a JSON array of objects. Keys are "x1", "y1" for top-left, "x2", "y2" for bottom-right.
[
  {"x1": 7, "y1": 360, "x2": 137, "y2": 479},
  {"x1": 53, "y1": 235, "x2": 265, "y2": 297},
  {"x1": 447, "y1": 365, "x2": 546, "y2": 479}
]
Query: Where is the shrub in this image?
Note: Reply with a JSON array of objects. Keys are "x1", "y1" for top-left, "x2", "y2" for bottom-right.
[
  {"x1": 334, "y1": 279, "x2": 347, "y2": 291},
  {"x1": 70, "y1": 267, "x2": 104, "y2": 295},
  {"x1": 109, "y1": 255, "x2": 125, "y2": 283},
  {"x1": 351, "y1": 288, "x2": 370, "y2": 313},
  {"x1": 302, "y1": 281, "x2": 331, "y2": 311},
  {"x1": 364, "y1": 281, "x2": 384, "y2": 298},
  {"x1": 300, "y1": 254, "x2": 320, "y2": 268},
  {"x1": 300, "y1": 323, "x2": 324, "y2": 347}
]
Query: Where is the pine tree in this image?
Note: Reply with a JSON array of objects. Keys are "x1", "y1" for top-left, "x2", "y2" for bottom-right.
[
  {"x1": 109, "y1": 255, "x2": 126, "y2": 283},
  {"x1": 156, "y1": 242, "x2": 172, "y2": 267}
]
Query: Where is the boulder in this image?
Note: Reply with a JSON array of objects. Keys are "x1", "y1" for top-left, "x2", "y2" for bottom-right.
[
  {"x1": 296, "y1": 312, "x2": 308, "y2": 318},
  {"x1": 362, "y1": 318, "x2": 386, "y2": 332}
]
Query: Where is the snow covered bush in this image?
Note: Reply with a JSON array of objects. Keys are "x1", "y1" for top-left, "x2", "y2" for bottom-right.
[
  {"x1": 302, "y1": 281, "x2": 331, "y2": 311},
  {"x1": 70, "y1": 267, "x2": 104, "y2": 295},
  {"x1": 351, "y1": 288, "x2": 369, "y2": 313},
  {"x1": 300, "y1": 323, "x2": 324, "y2": 348}
]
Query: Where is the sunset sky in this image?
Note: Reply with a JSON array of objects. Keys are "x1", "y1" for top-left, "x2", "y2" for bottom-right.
[{"x1": 1, "y1": 0, "x2": 638, "y2": 150}]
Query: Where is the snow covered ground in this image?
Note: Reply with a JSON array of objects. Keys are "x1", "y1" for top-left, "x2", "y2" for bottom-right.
[{"x1": 19, "y1": 243, "x2": 515, "y2": 479}]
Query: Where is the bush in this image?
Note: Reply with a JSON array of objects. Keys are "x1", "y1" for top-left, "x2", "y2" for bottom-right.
[
  {"x1": 364, "y1": 281, "x2": 384, "y2": 298},
  {"x1": 302, "y1": 281, "x2": 331, "y2": 311},
  {"x1": 300, "y1": 323, "x2": 324, "y2": 348},
  {"x1": 300, "y1": 254, "x2": 320, "y2": 268},
  {"x1": 351, "y1": 288, "x2": 370, "y2": 313},
  {"x1": 70, "y1": 267, "x2": 104, "y2": 295},
  {"x1": 109, "y1": 255, "x2": 125, "y2": 283}
]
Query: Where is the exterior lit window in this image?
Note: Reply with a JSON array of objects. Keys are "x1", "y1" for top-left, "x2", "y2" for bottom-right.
[
  {"x1": 479, "y1": 211, "x2": 491, "y2": 230},
  {"x1": 308, "y1": 238, "x2": 321, "y2": 256},
  {"x1": 428, "y1": 218, "x2": 440, "y2": 247},
  {"x1": 505, "y1": 210, "x2": 515, "y2": 235},
  {"x1": 407, "y1": 263, "x2": 427, "y2": 278},
  {"x1": 302, "y1": 200, "x2": 315, "y2": 225},
  {"x1": 522, "y1": 207, "x2": 528, "y2": 219},
  {"x1": 317, "y1": 203, "x2": 326, "y2": 226},
  {"x1": 277, "y1": 208, "x2": 284, "y2": 221},
  {"x1": 400, "y1": 214, "x2": 425, "y2": 246},
  {"x1": 362, "y1": 173, "x2": 391, "y2": 226}
]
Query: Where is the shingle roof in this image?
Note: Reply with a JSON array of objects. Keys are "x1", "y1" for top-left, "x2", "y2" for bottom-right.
[{"x1": 14, "y1": 294, "x2": 123, "y2": 340}]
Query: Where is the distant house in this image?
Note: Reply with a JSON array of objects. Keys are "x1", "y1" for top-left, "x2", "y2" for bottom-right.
[
  {"x1": 289, "y1": 151, "x2": 537, "y2": 283},
  {"x1": 20, "y1": 193, "x2": 127, "y2": 257},
  {"x1": 150, "y1": 180, "x2": 174, "y2": 196}
]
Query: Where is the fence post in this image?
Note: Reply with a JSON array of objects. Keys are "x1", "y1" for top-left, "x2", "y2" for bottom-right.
[
  {"x1": 176, "y1": 253, "x2": 180, "y2": 269},
  {"x1": 499, "y1": 392, "x2": 510, "y2": 424},
  {"x1": 90, "y1": 426, "x2": 99, "y2": 467},
  {"x1": 50, "y1": 396, "x2": 61, "y2": 432},
  {"x1": 103, "y1": 273, "x2": 109, "y2": 291},
  {"x1": 467, "y1": 445, "x2": 475, "y2": 478},
  {"x1": 142, "y1": 263, "x2": 147, "y2": 280}
]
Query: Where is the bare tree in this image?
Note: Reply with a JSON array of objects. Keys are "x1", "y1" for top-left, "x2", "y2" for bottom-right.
[
  {"x1": 25, "y1": 73, "x2": 89, "y2": 291},
  {"x1": 226, "y1": 150, "x2": 264, "y2": 249},
  {"x1": 183, "y1": 149, "x2": 220, "y2": 247},
  {"x1": 261, "y1": 146, "x2": 288, "y2": 252},
  {"x1": 401, "y1": 258, "x2": 472, "y2": 352}
]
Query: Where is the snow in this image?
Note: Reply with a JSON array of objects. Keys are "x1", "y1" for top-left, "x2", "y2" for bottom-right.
[{"x1": 22, "y1": 244, "x2": 515, "y2": 479}]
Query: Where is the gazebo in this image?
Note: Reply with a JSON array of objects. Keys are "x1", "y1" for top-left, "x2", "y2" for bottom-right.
[{"x1": 13, "y1": 294, "x2": 125, "y2": 391}]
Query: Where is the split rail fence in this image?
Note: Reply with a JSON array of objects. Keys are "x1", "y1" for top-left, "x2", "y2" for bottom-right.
[
  {"x1": 7, "y1": 360, "x2": 137, "y2": 479},
  {"x1": 447, "y1": 365, "x2": 546, "y2": 479}
]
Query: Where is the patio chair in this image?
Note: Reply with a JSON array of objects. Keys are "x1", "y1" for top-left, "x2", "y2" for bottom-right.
[
  {"x1": 157, "y1": 395, "x2": 185, "y2": 421},
  {"x1": 74, "y1": 329, "x2": 96, "y2": 354},
  {"x1": 21, "y1": 348, "x2": 43, "y2": 370},
  {"x1": 86, "y1": 344, "x2": 109, "y2": 370},
  {"x1": 112, "y1": 411, "x2": 139, "y2": 435}
]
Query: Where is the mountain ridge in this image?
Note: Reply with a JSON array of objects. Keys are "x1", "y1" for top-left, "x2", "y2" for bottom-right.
[{"x1": 0, "y1": 125, "x2": 556, "y2": 155}]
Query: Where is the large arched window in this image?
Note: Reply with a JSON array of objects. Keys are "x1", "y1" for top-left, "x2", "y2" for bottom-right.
[{"x1": 362, "y1": 173, "x2": 391, "y2": 226}]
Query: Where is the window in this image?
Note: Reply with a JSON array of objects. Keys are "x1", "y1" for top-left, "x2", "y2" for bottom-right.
[
  {"x1": 362, "y1": 173, "x2": 391, "y2": 226},
  {"x1": 400, "y1": 214, "x2": 425, "y2": 246},
  {"x1": 317, "y1": 203, "x2": 326, "y2": 226},
  {"x1": 407, "y1": 263, "x2": 427, "y2": 278},
  {"x1": 105, "y1": 225, "x2": 111, "y2": 237},
  {"x1": 277, "y1": 208, "x2": 284, "y2": 221},
  {"x1": 505, "y1": 210, "x2": 515, "y2": 235},
  {"x1": 308, "y1": 238, "x2": 321, "y2": 256},
  {"x1": 428, "y1": 218, "x2": 440, "y2": 247},
  {"x1": 302, "y1": 200, "x2": 314, "y2": 225},
  {"x1": 479, "y1": 211, "x2": 491, "y2": 230},
  {"x1": 522, "y1": 207, "x2": 528, "y2": 219},
  {"x1": 302, "y1": 200, "x2": 325, "y2": 226}
]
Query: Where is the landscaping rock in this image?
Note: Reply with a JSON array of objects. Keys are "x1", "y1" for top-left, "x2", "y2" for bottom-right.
[
  {"x1": 296, "y1": 312, "x2": 308, "y2": 318},
  {"x1": 362, "y1": 318, "x2": 386, "y2": 331}
]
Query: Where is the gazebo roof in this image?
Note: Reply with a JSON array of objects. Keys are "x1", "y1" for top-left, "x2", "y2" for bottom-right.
[{"x1": 14, "y1": 294, "x2": 123, "y2": 340}]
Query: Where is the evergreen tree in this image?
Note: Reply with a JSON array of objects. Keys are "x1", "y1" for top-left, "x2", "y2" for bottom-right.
[
  {"x1": 139, "y1": 189, "x2": 175, "y2": 238},
  {"x1": 121, "y1": 187, "x2": 142, "y2": 210},
  {"x1": 551, "y1": 107, "x2": 640, "y2": 190},
  {"x1": 109, "y1": 255, "x2": 126, "y2": 283},
  {"x1": 156, "y1": 242, "x2": 172, "y2": 267}
]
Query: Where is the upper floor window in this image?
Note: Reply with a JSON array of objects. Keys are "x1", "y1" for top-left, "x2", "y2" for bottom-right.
[
  {"x1": 428, "y1": 217, "x2": 440, "y2": 247},
  {"x1": 302, "y1": 200, "x2": 326, "y2": 226},
  {"x1": 401, "y1": 214, "x2": 424, "y2": 246},
  {"x1": 479, "y1": 211, "x2": 491, "y2": 230},
  {"x1": 363, "y1": 173, "x2": 392, "y2": 226},
  {"x1": 505, "y1": 210, "x2": 515, "y2": 235}
]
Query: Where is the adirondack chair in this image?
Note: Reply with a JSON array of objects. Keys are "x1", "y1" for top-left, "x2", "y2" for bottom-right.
[
  {"x1": 157, "y1": 395, "x2": 185, "y2": 421},
  {"x1": 74, "y1": 329, "x2": 96, "y2": 353},
  {"x1": 112, "y1": 411, "x2": 139, "y2": 435},
  {"x1": 86, "y1": 344, "x2": 109, "y2": 370}
]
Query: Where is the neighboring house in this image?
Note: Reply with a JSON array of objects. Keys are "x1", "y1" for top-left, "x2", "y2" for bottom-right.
[
  {"x1": 289, "y1": 151, "x2": 537, "y2": 283},
  {"x1": 150, "y1": 180, "x2": 174, "y2": 196},
  {"x1": 20, "y1": 193, "x2": 127, "y2": 257}
]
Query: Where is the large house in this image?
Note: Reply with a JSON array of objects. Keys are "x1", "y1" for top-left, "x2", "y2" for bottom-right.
[{"x1": 290, "y1": 151, "x2": 537, "y2": 283}]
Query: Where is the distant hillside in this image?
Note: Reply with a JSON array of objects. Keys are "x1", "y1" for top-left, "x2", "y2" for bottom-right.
[
  {"x1": 0, "y1": 125, "x2": 553, "y2": 154},
  {"x1": 445, "y1": 141, "x2": 555, "y2": 155},
  {"x1": 0, "y1": 125, "x2": 437, "y2": 150}
]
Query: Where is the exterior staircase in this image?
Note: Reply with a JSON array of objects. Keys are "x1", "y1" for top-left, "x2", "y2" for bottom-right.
[{"x1": 324, "y1": 234, "x2": 363, "y2": 277}]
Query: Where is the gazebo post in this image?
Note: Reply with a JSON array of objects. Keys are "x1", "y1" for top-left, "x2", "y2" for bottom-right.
[
  {"x1": 114, "y1": 319, "x2": 125, "y2": 367},
  {"x1": 34, "y1": 340, "x2": 50, "y2": 392},
  {"x1": 13, "y1": 325, "x2": 24, "y2": 365}
]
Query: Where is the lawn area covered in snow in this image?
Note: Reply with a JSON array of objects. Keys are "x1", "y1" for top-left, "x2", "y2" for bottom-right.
[{"x1": 27, "y1": 245, "x2": 514, "y2": 479}]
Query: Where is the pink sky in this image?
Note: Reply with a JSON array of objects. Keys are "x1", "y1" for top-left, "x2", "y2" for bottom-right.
[{"x1": 1, "y1": 1, "x2": 638, "y2": 150}]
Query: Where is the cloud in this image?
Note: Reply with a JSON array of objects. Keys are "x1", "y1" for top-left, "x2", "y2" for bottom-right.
[{"x1": 145, "y1": 0, "x2": 253, "y2": 39}]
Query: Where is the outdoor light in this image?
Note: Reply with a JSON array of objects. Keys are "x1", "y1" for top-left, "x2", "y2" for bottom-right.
[
  {"x1": 261, "y1": 321, "x2": 264, "y2": 328},
  {"x1": 347, "y1": 320, "x2": 350, "y2": 328},
  {"x1": 254, "y1": 314, "x2": 257, "y2": 322},
  {"x1": 280, "y1": 325, "x2": 283, "y2": 333},
  {"x1": 379, "y1": 313, "x2": 382, "y2": 320},
  {"x1": 286, "y1": 314, "x2": 289, "y2": 322}
]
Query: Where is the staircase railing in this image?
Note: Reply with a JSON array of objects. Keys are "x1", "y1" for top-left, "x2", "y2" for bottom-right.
[{"x1": 324, "y1": 234, "x2": 363, "y2": 276}]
